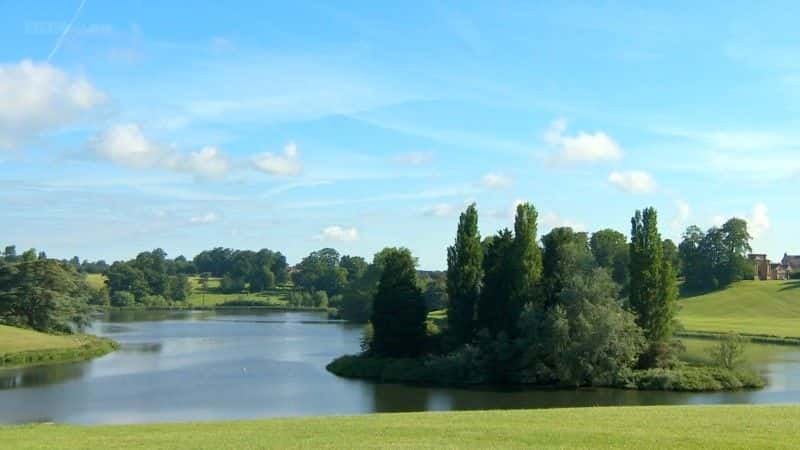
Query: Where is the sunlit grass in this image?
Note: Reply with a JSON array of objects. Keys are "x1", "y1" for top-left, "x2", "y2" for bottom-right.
[
  {"x1": 678, "y1": 280, "x2": 800, "y2": 338},
  {"x1": 1, "y1": 406, "x2": 798, "y2": 449}
]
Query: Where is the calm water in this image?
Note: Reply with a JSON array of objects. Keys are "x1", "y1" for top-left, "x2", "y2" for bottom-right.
[{"x1": 1, "y1": 310, "x2": 799, "y2": 425}]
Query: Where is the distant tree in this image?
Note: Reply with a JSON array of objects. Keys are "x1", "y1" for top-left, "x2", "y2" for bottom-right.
[
  {"x1": 312, "y1": 290, "x2": 329, "y2": 308},
  {"x1": 541, "y1": 227, "x2": 593, "y2": 308},
  {"x1": 679, "y1": 219, "x2": 753, "y2": 292},
  {"x1": 21, "y1": 249, "x2": 37, "y2": 262},
  {"x1": 110, "y1": 290, "x2": 136, "y2": 307},
  {"x1": 0, "y1": 259, "x2": 90, "y2": 332},
  {"x1": 105, "y1": 261, "x2": 150, "y2": 300},
  {"x1": 629, "y1": 208, "x2": 677, "y2": 367},
  {"x1": 446, "y1": 203, "x2": 483, "y2": 345},
  {"x1": 220, "y1": 274, "x2": 246, "y2": 294},
  {"x1": 247, "y1": 265, "x2": 275, "y2": 292},
  {"x1": 422, "y1": 275, "x2": 448, "y2": 312},
  {"x1": 477, "y1": 230, "x2": 515, "y2": 338},
  {"x1": 590, "y1": 230, "x2": 630, "y2": 291},
  {"x1": 292, "y1": 248, "x2": 347, "y2": 296},
  {"x1": 662, "y1": 239, "x2": 681, "y2": 278},
  {"x1": 37, "y1": 251, "x2": 47, "y2": 261},
  {"x1": 3, "y1": 245, "x2": 17, "y2": 262},
  {"x1": 369, "y1": 248, "x2": 427, "y2": 357},
  {"x1": 167, "y1": 274, "x2": 191, "y2": 302}
]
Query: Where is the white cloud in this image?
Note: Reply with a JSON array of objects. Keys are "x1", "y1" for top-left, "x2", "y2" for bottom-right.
[
  {"x1": 317, "y1": 226, "x2": 359, "y2": 242},
  {"x1": 481, "y1": 172, "x2": 513, "y2": 190},
  {"x1": 671, "y1": 199, "x2": 691, "y2": 233},
  {"x1": 424, "y1": 203, "x2": 455, "y2": 217},
  {"x1": 90, "y1": 123, "x2": 162, "y2": 168},
  {"x1": 89, "y1": 123, "x2": 231, "y2": 178},
  {"x1": 747, "y1": 202, "x2": 771, "y2": 239},
  {"x1": 253, "y1": 142, "x2": 302, "y2": 176},
  {"x1": 189, "y1": 212, "x2": 220, "y2": 224},
  {"x1": 0, "y1": 60, "x2": 107, "y2": 149},
  {"x1": 608, "y1": 170, "x2": 657, "y2": 194},
  {"x1": 394, "y1": 151, "x2": 433, "y2": 165},
  {"x1": 545, "y1": 119, "x2": 623, "y2": 164},
  {"x1": 170, "y1": 146, "x2": 231, "y2": 179},
  {"x1": 540, "y1": 211, "x2": 587, "y2": 232}
]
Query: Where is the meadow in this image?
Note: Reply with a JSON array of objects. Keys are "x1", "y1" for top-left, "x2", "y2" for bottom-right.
[
  {"x1": 86, "y1": 273, "x2": 296, "y2": 307},
  {"x1": 678, "y1": 280, "x2": 800, "y2": 338},
  {"x1": 0, "y1": 405, "x2": 797, "y2": 449}
]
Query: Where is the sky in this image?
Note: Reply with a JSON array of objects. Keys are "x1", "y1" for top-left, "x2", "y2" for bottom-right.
[{"x1": 0, "y1": 1, "x2": 798, "y2": 269}]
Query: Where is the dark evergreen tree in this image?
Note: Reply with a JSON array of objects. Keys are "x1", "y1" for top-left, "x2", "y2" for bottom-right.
[
  {"x1": 477, "y1": 229, "x2": 514, "y2": 337},
  {"x1": 446, "y1": 203, "x2": 483, "y2": 345},
  {"x1": 369, "y1": 248, "x2": 427, "y2": 357},
  {"x1": 541, "y1": 227, "x2": 593, "y2": 307}
]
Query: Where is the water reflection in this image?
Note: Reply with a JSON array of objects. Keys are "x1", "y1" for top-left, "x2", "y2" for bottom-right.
[
  {"x1": 0, "y1": 362, "x2": 88, "y2": 390},
  {"x1": 0, "y1": 310, "x2": 799, "y2": 425}
]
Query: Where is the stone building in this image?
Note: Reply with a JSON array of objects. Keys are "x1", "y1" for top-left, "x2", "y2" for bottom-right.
[{"x1": 748, "y1": 253, "x2": 796, "y2": 280}]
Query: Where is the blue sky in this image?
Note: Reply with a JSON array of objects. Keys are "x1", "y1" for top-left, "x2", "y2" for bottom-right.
[{"x1": 1, "y1": 1, "x2": 798, "y2": 269}]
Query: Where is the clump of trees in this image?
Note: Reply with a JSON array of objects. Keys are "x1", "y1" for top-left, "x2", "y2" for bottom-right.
[
  {"x1": 0, "y1": 251, "x2": 91, "y2": 333},
  {"x1": 105, "y1": 249, "x2": 192, "y2": 306},
  {"x1": 193, "y1": 247, "x2": 289, "y2": 293},
  {"x1": 678, "y1": 218, "x2": 754, "y2": 293},
  {"x1": 357, "y1": 202, "x2": 681, "y2": 387}
]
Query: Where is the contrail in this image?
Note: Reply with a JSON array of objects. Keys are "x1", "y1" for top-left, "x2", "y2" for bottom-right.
[{"x1": 47, "y1": 0, "x2": 87, "y2": 62}]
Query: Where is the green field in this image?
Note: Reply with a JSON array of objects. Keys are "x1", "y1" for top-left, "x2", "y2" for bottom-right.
[
  {"x1": 0, "y1": 325, "x2": 117, "y2": 368},
  {"x1": 1, "y1": 405, "x2": 797, "y2": 449},
  {"x1": 678, "y1": 280, "x2": 800, "y2": 338}
]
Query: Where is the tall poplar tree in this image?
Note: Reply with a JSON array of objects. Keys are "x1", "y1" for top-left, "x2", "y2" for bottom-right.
[
  {"x1": 629, "y1": 208, "x2": 677, "y2": 366},
  {"x1": 508, "y1": 202, "x2": 543, "y2": 335},
  {"x1": 477, "y1": 229, "x2": 514, "y2": 337},
  {"x1": 446, "y1": 203, "x2": 483, "y2": 345}
]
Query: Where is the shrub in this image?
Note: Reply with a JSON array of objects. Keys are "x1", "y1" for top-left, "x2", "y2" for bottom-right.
[
  {"x1": 709, "y1": 332, "x2": 746, "y2": 369},
  {"x1": 625, "y1": 366, "x2": 764, "y2": 392},
  {"x1": 110, "y1": 290, "x2": 135, "y2": 307}
]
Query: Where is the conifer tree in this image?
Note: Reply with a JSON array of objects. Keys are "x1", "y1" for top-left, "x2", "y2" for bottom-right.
[
  {"x1": 446, "y1": 204, "x2": 483, "y2": 345},
  {"x1": 508, "y1": 202, "x2": 543, "y2": 335},
  {"x1": 369, "y1": 248, "x2": 427, "y2": 357}
]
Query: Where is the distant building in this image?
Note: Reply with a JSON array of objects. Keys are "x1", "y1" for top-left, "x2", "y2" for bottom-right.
[{"x1": 748, "y1": 253, "x2": 794, "y2": 280}]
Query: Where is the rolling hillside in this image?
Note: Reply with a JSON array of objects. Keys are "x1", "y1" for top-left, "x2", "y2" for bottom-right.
[{"x1": 678, "y1": 280, "x2": 800, "y2": 338}]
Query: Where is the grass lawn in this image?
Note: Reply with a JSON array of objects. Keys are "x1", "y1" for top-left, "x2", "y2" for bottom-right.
[
  {"x1": 1, "y1": 405, "x2": 798, "y2": 449},
  {"x1": 678, "y1": 280, "x2": 800, "y2": 338},
  {"x1": 185, "y1": 278, "x2": 294, "y2": 307},
  {"x1": 0, "y1": 325, "x2": 85, "y2": 355},
  {"x1": 0, "y1": 325, "x2": 117, "y2": 368}
]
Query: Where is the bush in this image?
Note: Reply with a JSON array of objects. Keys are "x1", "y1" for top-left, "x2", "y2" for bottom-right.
[
  {"x1": 312, "y1": 290, "x2": 329, "y2": 308},
  {"x1": 709, "y1": 333, "x2": 746, "y2": 369},
  {"x1": 140, "y1": 295, "x2": 168, "y2": 307},
  {"x1": 110, "y1": 290, "x2": 135, "y2": 307},
  {"x1": 625, "y1": 366, "x2": 764, "y2": 392}
]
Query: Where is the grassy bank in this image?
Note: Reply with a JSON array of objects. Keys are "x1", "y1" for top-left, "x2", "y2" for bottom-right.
[
  {"x1": 678, "y1": 280, "x2": 800, "y2": 339},
  {"x1": 0, "y1": 325, "x2": 118, "y2": 368},
  {"x1": 1, "y1": 405, "x2": 798, "y2": 449}
]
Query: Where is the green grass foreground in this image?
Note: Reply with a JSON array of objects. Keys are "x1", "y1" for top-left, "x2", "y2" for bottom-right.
[
  {"x1": 0, "y1": 325, "x2": 118, "y2": 368},
  {"x1": 1, "y1": 405, "x2": 797, "y2": 449},
  {"x1": 678, "y1": 280, "x2": 800, "y2": 339}
]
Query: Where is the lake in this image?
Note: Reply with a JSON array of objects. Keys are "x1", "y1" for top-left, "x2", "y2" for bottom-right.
[{"x1": 1, "y1": 310, "x2": 799, "y2": 425}]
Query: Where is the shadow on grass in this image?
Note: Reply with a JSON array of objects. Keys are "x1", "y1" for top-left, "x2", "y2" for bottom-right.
[{"x1": 778, "y1": 280, "x2": 800, "y2": 292}]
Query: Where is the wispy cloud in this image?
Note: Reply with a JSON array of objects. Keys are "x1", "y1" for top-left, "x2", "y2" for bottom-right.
[
  {"x1": 608, "y1": 170, "x2": 657, "y2": 194},
  {"x1": 480, "y1": 172, "x2": 513, "y2": 190},
  {"x1": 393, "y1": 151, "x2": 433, "y2": 166}
]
